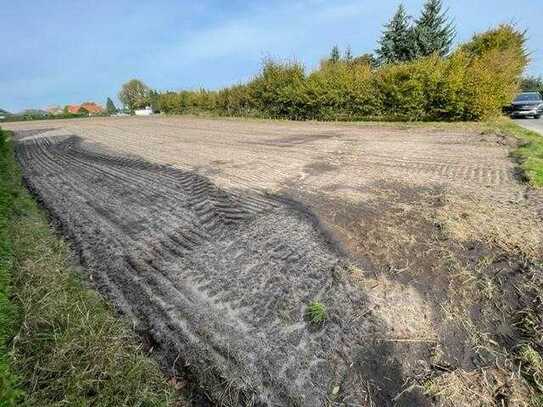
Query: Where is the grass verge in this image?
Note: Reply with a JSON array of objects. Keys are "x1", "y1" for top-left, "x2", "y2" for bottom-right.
[
  {"x1": 0, "y1": 132, "x2": 24, "y2": 405},
  {"x1": 0, "y1": 128, "x2": 178, "y2": 406},
  {"x1": 483, "y1": 118, "x2": 543, "y2": 187}
]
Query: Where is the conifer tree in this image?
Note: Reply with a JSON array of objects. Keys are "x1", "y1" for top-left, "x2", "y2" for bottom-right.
[
  {"x1": 106, "y1": 97, "x2": 118, "y2": 114},
  {"x1": 344, "y1": 46, "x2": 353, "y2": 62},
  {"x1": 376, "y1": 4, "x2": 417, "y2": 64},
  {"x1": 329, "y1": 45, "x2": 341, "y2": 63},
  {"x1": 414, "y1": 0, "x2": 455, "y2": 57}
]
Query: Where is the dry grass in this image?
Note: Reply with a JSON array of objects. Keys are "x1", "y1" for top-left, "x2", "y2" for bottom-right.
[
  {"x1": 436, "y1": 194, "x2": 542, "y2": 260},
  {"x1": 424, "y1": 368, "x2": 532, "y2": 407}
]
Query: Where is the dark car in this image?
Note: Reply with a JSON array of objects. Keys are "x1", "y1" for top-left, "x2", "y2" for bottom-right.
[{"x1": 508, "y1": 92, "x2": 543, "y2": 119}]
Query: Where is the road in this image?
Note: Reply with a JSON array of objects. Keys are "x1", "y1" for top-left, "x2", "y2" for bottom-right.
[{"x1": 514, "y1": 117, "x2": 543, "y2": 134}]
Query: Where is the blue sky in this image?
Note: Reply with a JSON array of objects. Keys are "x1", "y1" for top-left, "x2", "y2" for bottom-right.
[{"x1": 1, "y1": 0, "x2": 542, "y2": 112}]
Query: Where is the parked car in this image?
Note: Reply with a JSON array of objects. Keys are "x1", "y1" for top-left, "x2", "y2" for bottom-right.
[{"x1": 507, "y1": 92, "x2": 543, "y2": 119}]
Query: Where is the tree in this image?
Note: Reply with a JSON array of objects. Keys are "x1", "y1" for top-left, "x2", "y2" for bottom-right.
[
  {"x1": 521, "y1": 76, "x2": 543, "y2": 93},
  {"x1": 329, "y1": 45, "x2": 341, "y2": 63},
  {"x1": 344, "y1": 46, "x2": 353, "y2": 63},
  {"x1": 376, "y1": 4, "x2": 417, "y2": 64},
  {"x1": 106, "y1": 97, "x2": 118, "y2": 114},
  {"x1": 414, "y1": 0, "x2": 455, "y2": 57},
  {"x1": 352, "y1": 53, "x2": 378, "y2": 68},
  {"x1": 149, "y1": 90, "x2": 161, "y2": 113},
  {"x1": 118, "y1": 79, "x2": 151, "y2": 111}
]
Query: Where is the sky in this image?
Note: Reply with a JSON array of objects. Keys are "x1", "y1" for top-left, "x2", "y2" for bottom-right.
[{"x1": 1, "y1": 0, "x2": 542, "y2": 113}]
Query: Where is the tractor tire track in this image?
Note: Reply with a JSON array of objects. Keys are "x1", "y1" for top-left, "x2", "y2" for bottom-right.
[{"x1": 15, "y1": 136, "x2": 431, "y2": 406}]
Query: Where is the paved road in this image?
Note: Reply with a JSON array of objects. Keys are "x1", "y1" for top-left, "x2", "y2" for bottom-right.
[{"x1": 513, "y1": 118, "x2": 543, "y2": 134}]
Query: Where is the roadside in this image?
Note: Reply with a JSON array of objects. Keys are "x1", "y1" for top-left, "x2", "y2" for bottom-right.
[
  {"x1": 0, "y1": 128, "x2": 181, "y2": 406},
  {"x1": 513, "y1": 117, "x2": 543, "y2": 136},
  {"x1": 485, "y1": 118, "x2": 543, "y2": 187}
]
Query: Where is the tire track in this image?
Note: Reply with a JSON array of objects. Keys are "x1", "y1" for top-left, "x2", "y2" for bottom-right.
[{"x1": 15, "y1": 135, "x2": 433, "y2": 407}]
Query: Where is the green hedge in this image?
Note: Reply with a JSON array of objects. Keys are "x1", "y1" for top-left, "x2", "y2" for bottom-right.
[{"x1": 158, "y1": 25, "x2": 527, "y2": 122}]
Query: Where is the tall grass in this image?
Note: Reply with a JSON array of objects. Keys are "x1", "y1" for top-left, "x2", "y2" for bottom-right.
[{"x1": 0, "y1": 129, "x2": 24, "y2": 405}]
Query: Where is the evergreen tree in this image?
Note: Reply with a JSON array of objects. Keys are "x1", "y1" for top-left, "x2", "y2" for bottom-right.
[
  {"x1": 344, "y1": 46, "x2": 353, "y2": 63},
  {"x1": 106, "y1": 97, "x2": 118, "y2": 114},
  {"x1": 329, "y1": 45, "x2": 341, "y2": 63},
  {"x1": 414, "y1": 0, "x2": 455, "y2": 57},
  {"x1": 376, "y1": 4, "x2": 417, "y2": 64}
]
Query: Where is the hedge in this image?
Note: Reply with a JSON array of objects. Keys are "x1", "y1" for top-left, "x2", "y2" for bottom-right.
[{"x1": 157, "y1": 25, "x2": 528, "y2": 122}]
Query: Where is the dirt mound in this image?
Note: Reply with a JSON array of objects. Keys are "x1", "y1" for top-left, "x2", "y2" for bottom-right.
[{"x1": 16, "y1": 136, "x2": 433, "y2": 406}]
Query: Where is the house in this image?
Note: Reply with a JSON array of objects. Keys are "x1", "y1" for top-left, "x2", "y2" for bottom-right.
[
  {"x1": 80, "y1": 102, "x2": 104, "y2": 115},
  {"x1": 64, "y1": 102, "x2": 104, "y2": 115},
  {"x1": 65, "y1": 104, "x2": 81, "y2": 114},
  {"x1": 134, "y1": 106, "x2": 153, "y2": 116}
]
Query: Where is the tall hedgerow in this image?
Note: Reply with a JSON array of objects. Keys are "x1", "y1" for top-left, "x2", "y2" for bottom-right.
[
  {"x1": 457, "y1": 24, "x2": 528, "y2": 119},
  {"x1": 156, "y1": 24, "x2": 528, "y2": 122},
  {"x1": 250, "y1": 59, "x2": 306, "y2": 119}
]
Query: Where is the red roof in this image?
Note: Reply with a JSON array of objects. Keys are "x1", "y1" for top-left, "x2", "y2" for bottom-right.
[
  {"x1": 66, "y1": 104, "x2": 80, "y2": 114},
  {"x1": 80, "y1": 102, "x2": 103, "y2": 114},
  {"x1": 65, "y1": 102, "x2": 104, "y2": 114}
]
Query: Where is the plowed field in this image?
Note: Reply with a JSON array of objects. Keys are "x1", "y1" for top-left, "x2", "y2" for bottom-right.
[{"x1": 5, "y1": 116, "x2": 543, "y2": 406}]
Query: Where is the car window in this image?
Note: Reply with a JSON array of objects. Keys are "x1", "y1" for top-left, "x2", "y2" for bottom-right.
[{"x1": 514, "y1": 93, "x2": 542, "y2": 102}]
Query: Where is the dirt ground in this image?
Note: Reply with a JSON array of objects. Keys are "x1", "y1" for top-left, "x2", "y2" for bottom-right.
[{"x1": 5, "y1": 116, "x2": 543, "y2": 406}]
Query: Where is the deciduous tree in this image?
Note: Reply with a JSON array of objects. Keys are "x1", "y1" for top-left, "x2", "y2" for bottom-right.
[{"x1": 118, "y1": 79, "x2": 151, "y2": 111}]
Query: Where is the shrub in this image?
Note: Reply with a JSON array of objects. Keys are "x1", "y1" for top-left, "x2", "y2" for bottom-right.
[
  {"x1": 156, "y1": 24, "x2": 528, "y2": 122},
  {"x1": 250, "y1": 59, "x2": 307, "y2": 119}
]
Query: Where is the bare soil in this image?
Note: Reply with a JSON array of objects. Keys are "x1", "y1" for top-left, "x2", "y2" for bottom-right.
[{"x1": 5, "y1": 116, "x2": 543, "y2": 406}]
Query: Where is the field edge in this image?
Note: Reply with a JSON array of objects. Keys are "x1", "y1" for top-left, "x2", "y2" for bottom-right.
[
  {"x1": 0, "y1": 128, "x2": 180, "y2": 406},
  {"x1": 483, "y1": 118, "x2": 543, "y2": 187}
]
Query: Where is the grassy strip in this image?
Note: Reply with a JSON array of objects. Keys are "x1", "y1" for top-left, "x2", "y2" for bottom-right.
[
  {"x1": 0, "y1": 132, "x2": 24, "y2": 404},
  {"x1": 0, "y1": 129, "x2": 178, "y2": 406},
  {"x1": 483, "y1": 118, "x2": 543, "y2": 187}
]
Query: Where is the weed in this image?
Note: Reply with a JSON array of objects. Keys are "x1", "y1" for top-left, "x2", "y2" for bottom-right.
[
  {"x1": 306, "y1": 301, "x2": 327, "y2": 324},
  {"x1": 518, "y1": 344, "x2": 543, "y2": 392}
]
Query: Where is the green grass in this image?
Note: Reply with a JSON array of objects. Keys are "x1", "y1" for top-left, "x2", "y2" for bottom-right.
[
  {"x1": 0, "y1": 131, "x2": 25, "y2": 405},
  {"x1": 518, "y1": 344, "x2": 543, "y2": 392},
  {"x1": 0, "y1": 129, "x2": 178, "y2": 406},
  {"x1": 306, "y1": 301, "x2": 327, "y2": 324},
  {"x1": 482, "y1": 118, "x2": 543, "y2": 187}
]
